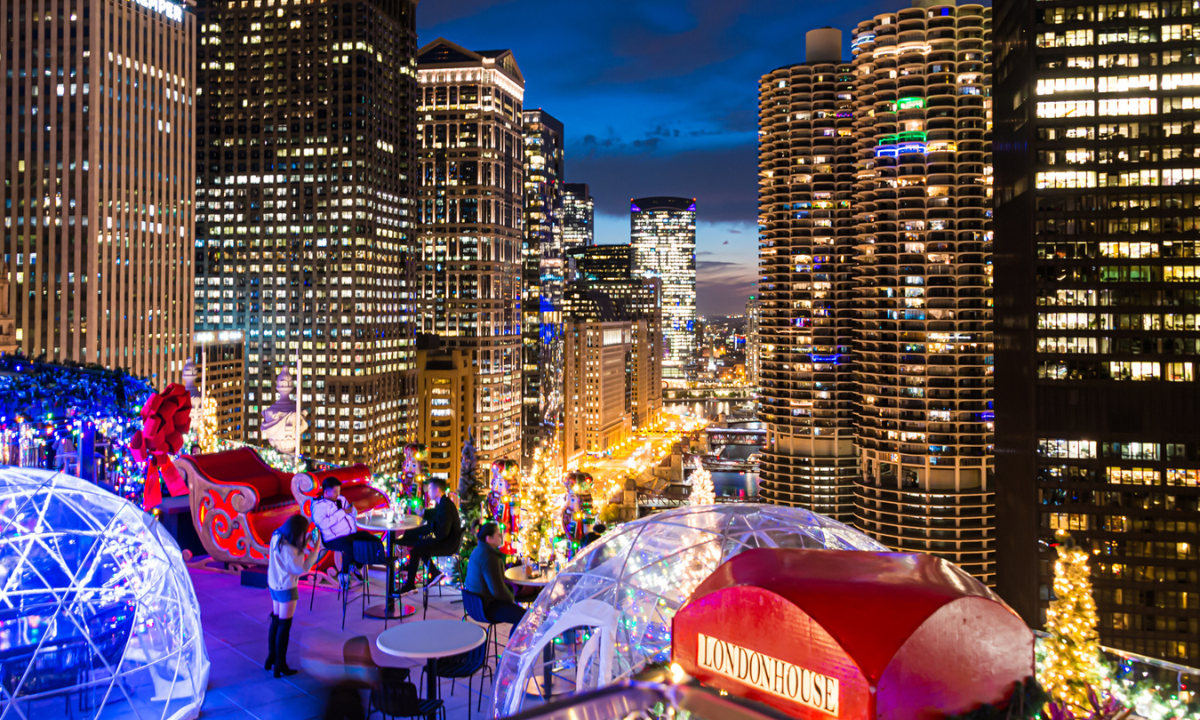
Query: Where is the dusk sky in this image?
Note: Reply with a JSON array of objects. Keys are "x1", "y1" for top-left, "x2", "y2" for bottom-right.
[{"x1": 418, "y1": 0, "x2": 897, "y2": 316}]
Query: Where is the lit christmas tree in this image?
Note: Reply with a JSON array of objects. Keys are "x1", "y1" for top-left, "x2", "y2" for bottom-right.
[
  {"x1": 689, "y1": 465, "x2": 714, "y2": 506},
  {"x1": 1040, "y1": 531, "x2": 1102, "y2": 711},
  {"x1": 518, "y1": 447, "x2": 561, "y2": 564},
  {"x1": 196, "y1": 396, "x2": 219, "y2": 453},
  {"x1": 454, "y1": 429, "x2": 483, "y2": 585}
]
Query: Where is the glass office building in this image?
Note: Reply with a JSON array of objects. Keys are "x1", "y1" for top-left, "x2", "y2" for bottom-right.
[
  {"x1": 631, "y1": 197, "x2": 696, "y2": 380},
  {"x1": 996, "y1": 0, "x2": 1200, "y2": 663}
]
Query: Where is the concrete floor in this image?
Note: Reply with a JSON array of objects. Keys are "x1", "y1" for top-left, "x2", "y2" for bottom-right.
[{"x1": 192, "y1": 566, "x2": 504, "y2": 720}]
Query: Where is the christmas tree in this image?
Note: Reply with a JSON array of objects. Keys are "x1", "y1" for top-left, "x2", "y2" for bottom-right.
[
  {"x1": 454, "y1": 429, "x2": 484, "y2": 585},
  {"x1": 690, "y1": 465, "x2": 714, "y2": 506},
  {"x1": 1040, "y1": 531, "x2": 1102, "y2": 711},
  {"x1": 518, "y1": 447, "x2": 560, "y2": 564}
]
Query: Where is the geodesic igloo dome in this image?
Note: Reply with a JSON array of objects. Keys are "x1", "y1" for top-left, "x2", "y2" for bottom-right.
[
  {"x1": 0, "y1": 467, "x2": 209, "y2": 720},
  {"x1": 492, "y1": 503, "x2": 887, "y2": 716}
]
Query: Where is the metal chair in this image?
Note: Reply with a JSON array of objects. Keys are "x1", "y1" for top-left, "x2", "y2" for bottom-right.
[
  {"x1": 372, "y1": 668, "x2": 444, "y2": 720},
  {"x1": 459, "y1": 590, "x2": 503, "y2": 667},
  {"x1": 342, "y1": 540, "x2": 380, "y2": 630},
  {"x1": 421, "y1": 527, "x2": 465, "y2": 619},
  {"x1": 430, "y1": 642, "x2": 491, "y2": 720}
]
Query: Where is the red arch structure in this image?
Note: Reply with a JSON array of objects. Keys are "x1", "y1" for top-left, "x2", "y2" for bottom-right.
[{"x1": 672, "y1": 548, "x2": 1034, "y2": 719}]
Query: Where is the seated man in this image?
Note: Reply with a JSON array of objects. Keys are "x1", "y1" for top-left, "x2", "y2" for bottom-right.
[
  {"x1": 465, "y1": 522, "x2": 526, "y2": 630},
  {"x1": 397, "y1": 478, "x2": 461, "y2": 594},
  {"x1": 581, "y1": 523, "x2": 607, "y2": 548},
  {"x1": 311, "y1": 477, "x2": 388, "y2": 583}
]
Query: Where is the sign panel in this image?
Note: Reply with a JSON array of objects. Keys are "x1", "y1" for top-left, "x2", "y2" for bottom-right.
[{"x1": 697, "y1": 633, "x2": 840, "y2": 717}]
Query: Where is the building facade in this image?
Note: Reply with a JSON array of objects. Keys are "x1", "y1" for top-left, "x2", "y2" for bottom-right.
[
  {"x1": 562, "y1": 183, "x2": 593, "y2": 252},
  {"x1": 522, "y1": 109, "x2": 564, "y2": 468},
  {"x1": 745, "y1": 295, "x2": 761, "y2": 391},
  {"x1": 194, "y1": 0, "x2": 419, "y2": 471},
  {"x1": 631, "y1": 197, "x2": 696, "y2": 380},
  {"x1": 995, "y1": 0, "x2": 1200, "y2": 663},
  {"x1": 569, "y1": 244, "x2": 634, "y2": 283},
  {"x1": 563, "y1": 317, "x2": 632, "y2": 463},
  {"x1": 757, "y1": 29, "x2": 860, "y2": 523},
  {"x1": 416, "y1": 39, "x2": 524, "y2": 467},
  {"x1": 3, "y1": 0, "x2": 196, "y2": 383},
  {"x1": 564, "y1": 277, "x2": 663, "y2": 431},
  {"x1": 849, "y1": 2, "x2": 995, "y2": 585},
  {"x1": 194, "y1": 331, "x2": 245, "y2": 444},
  {"x1": 759, "y1": 5, "x2": 996, "y2": 585},
  {"x1": 415, "y1": 336, "x2": 475, "y2": 490}
]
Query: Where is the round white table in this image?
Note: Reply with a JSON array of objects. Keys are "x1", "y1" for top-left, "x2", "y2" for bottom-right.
[
  {"x1": 357, "y1": 511, "x2": 423, "y2": 620},
  {"x1": 376, "y1": 620, "x2": 486, "y2": 703},
  {"x1": 504, "y1": 566, "x2": 555, "y2": 588}
]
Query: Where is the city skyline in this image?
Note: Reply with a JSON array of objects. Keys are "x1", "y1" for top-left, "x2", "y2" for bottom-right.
[{"x1": 418, "y1": 0, "x2": 912, "y2": 315}]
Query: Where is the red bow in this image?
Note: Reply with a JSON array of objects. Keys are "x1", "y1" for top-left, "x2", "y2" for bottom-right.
[{"x1": 130, "y1": 383, "x2": 192, "y2": 510}]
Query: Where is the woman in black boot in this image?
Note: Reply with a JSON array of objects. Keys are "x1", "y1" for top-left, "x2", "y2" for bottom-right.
[{"x1": 267, "y1": 514, "x2": 321, "y2": 677}]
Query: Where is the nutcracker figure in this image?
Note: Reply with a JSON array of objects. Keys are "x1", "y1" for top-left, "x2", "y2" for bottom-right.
[
  {"x1": 487, "y1": 459, "x2": 520, "y2": 554},
  {"x1": 561, "y1": 471, "x2": 593, "y2": 556}
]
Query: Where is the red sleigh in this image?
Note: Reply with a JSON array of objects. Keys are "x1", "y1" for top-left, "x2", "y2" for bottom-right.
[{"x1": 177, "y1": 447, "x2": 385, "y2": 566}]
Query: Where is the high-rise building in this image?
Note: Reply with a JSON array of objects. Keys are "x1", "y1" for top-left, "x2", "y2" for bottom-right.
[
  {"x1": 522, "y1": 109, "x2": 565, "y2": 468},
  {"x1": 193, "y1": 331, "x2": 246, "y2": 444},
  {"x1": 194, "y1": 0, "x2": 419, "y2": 473},
  {"x1": 757, "y1": 29, "x2": 859, "y2": 522},
  {"x1": 3, "y1": 0, "x2": 196, "y2": 383},
  {"x1": 569, "y1": 244, "x2": 635, "y2": 283},
  {"x1": 759, "y1": 5, "x2": 996, "y2": 585},
  {"x1": 854, "y1": 2, "x2": 995, "y2": 584},
  {"x1": 562, "y1": 183, "x2": 594, "y2": 251},
  {"x1": 415, "y1": 335, "x2": 475, "y2": 490},
  {"x1": 996, "y1": 0, "x2": 1200, "y2": 663},
  {"x1": 564, "y1": 277, "x2": 663, "y2": 431},
  {"x1": 631, "y1": 197, "x2": 696, "y2": 380},
  {"x1": 745, "y1": 295, "x2": 761, "y2": 391},
  {"x1": 563, "y1": 292, "x2": 633, "y2": 463},
  {"x1": 417, "y1": 39, "x2": 524, "y2": 467}
]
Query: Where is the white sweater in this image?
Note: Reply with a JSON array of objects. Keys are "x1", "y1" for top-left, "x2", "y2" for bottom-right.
[
  {"x1": 311, "y1": 497, "x2": 357, "y2": 541},
  {"x1": 268, "y1": 533, "x2": 319, "y2": 592}
]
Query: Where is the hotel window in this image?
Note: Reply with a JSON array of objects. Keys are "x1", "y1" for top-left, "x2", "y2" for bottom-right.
[
  {"x1": 1098, "y1": 97, "x2": 1157, "y2": 115},
  {"x1": 1039, "y1": 438, "x2": 1098, "y2": 459},
  {"x1": 1166, "y1": 362, "x2": 1195, "y2": 381},
  {"x1": 1036, "y1": 171, "x2": 1097, "y2": 189}
]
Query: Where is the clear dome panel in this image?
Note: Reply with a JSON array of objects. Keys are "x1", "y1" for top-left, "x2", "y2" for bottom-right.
[
  {"x1": 0, "y1": 467, "x2": 209, "y2": 720},
  {"x1": 492, "y1": 503, "x2": 886, "y2": 717}
]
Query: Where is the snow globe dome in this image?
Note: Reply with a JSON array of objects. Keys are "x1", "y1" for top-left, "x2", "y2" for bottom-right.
[
  {"x1": 0, "y1": 467, "x2": 209, "y2": 720},
  {"x1": 492, "y1": 503, "x2": 887, "y2": 716}
]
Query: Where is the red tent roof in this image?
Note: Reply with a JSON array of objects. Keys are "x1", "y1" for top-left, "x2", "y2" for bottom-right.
[{"x1": 687, "y1": 548, "x2": 1005, "y2": 682}]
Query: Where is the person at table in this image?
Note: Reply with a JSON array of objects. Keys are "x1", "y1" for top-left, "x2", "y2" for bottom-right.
[
  {"x1": 581, "y1": 522, "x2": 607, "y2": 548},
  {"x1": 465, "y1": 521, "x2": 527, "y2": 630},
  {"x1": 397, "y1": 478, "x2": 461, "y2": 594},
  {"x1": 311, "y1": 477, "x2": 388, "y2": 583},
  {"x1": 267, "y1": 514, "x2": 322, "y2": 678}
]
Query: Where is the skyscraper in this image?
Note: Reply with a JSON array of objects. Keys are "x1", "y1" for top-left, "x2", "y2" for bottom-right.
[
  {"x1": 4, "y1": 0, "x2": 195, "y2": 383},
  {"x1": 850, "y1": 2, "x2": 995, "y2": 585},
  {"x1": 631, "y1": 197, "x2": 696, "y2": 380},
  {"x1": 562, "y1": 183, "x2": 594, "y2": 251},
  {"x1": 522, "y1": 109, "x2": 565, "y2": 467},
  {"x1": 996, "y1": 0, "x2": 1200, "y2": 663},
  {"x1": 756, "y1": 29, "x2": 859, "y2": 523},
  {"x1": 417, "y1": 39, "x2": 524, "y2": 469},
  {"x1": 758, "y1": 4, "x2": 996, "y2": 585},
  {"x1": 745, "y1": 295, "x2": 761, "y2": 391},
  {"x1": 194, "y1": 0, "x2": 419, "y2": 472}
]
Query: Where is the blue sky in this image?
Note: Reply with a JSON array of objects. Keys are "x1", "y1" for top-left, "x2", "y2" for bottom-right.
[{"x1": 418, "y1": 0, "x2": 897, "y2": 315}]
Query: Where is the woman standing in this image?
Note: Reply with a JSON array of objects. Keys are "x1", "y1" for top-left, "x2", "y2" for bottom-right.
[{"x1": 266, "y1": 513, "x2": 321, "y2": 677}]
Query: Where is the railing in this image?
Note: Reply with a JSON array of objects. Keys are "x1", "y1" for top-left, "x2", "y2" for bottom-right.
[{"x1": 505, "y1": 680, "x2": 793, "y2": 720}]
